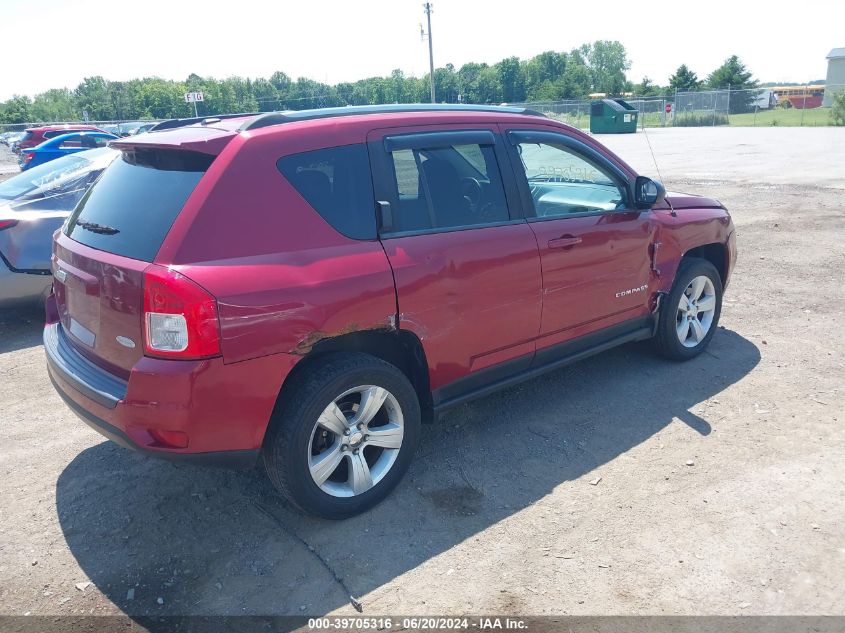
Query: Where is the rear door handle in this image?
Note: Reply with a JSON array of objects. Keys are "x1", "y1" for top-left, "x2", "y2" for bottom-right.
[{"x1": 548, "y1": 236, "x2": 582, "y2": 249}]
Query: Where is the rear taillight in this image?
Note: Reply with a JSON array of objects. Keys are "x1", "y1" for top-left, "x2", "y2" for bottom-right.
[
  {"x1": 0, "y1": 219, "x2": 18, "y2": 231},
  {"x1": 142, "y1": 264, "x2": 220, "y2": 359},
  {"x1": 22, "y1": 152, "x2": 34, "y2": 163}
]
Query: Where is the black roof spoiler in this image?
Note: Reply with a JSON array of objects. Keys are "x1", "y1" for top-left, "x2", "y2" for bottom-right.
[
  {"x1": 148, "y1": 112, "x2": 262, "y2": 132},
  {"x1": 238, "y1": 103, "x2": 546, "y2": 132}
]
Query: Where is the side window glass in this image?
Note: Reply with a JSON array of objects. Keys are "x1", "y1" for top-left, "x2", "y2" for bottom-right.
[
  {"x1": 59, "y1": 136, "x2": 84, "y2": 149},
  {"x1": 516, "y1": 142, "x2": 626, "y2": 217},
  {"x1": 386, "y1": 142, "x2": 509, "y2": 233},
  {"x1": 277, "y1": 144, "x2": 376, "y2": 240},
  {"x1": 392, "y1": 149, "x2": 419, "y2": 198}
]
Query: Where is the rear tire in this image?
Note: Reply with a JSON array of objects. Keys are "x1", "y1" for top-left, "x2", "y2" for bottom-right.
[
  {"x1": 263, "y1": 353, "x2": 421, "y2": 519},
  {"x1": 653, "y1": 257, "x2": 723, "y2": 361}
]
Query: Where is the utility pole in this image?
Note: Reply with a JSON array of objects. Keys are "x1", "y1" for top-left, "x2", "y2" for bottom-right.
[{"x1": 422, "y1": 2, "x2": 435, "y2": 103}]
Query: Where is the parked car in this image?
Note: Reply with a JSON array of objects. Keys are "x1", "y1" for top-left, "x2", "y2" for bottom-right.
[
  {"x1": 19, "y1": 132, "x2": 118, "y2": 170},
  {"x1": 44, "y1": 104, "x2": 736, "y2": 519},
  {"x1": 1, "y1": 131, "x2": 23, "y2": 146},
  {"x1": 15, "y1": 124, "x2": 107, "y2": 154},
  {"x1": 2, "y1": 132, "x2": 24, "y2": 149},
  {"x1": 0, "y1": 147, "x2": 119, "y2": 307},
  {"x1": 116, "y1": 121, "x2": 157, "y2": 136},
  {"x1": 133, "y1": 123, "x2": 156, "y2": 135}
]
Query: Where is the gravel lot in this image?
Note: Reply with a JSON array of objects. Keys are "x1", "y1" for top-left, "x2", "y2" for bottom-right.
[{"x1": 0, "y1": 127, "x2": 843, "y2": 618}]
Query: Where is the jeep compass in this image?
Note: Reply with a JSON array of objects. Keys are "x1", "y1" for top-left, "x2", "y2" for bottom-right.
[{"x1": 45, "y1": 104, "x2": 737, "y2": 518}]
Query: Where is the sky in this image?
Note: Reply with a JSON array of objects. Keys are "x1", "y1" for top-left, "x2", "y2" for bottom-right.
[{"x1": 2, "y1": 0, "x2": 844, "y2": 101}]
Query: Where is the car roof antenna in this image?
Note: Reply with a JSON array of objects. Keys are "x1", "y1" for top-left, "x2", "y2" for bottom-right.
[{"x1": 641, "y1": 124, "x2": 676, "y2": 217}]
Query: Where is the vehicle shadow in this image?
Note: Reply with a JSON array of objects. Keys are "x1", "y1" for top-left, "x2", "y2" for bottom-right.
[
  {"x1": 55, "y1": 328, "x2": 759, "y2": 619},
  {"x1": 0, "y1": 304, "x2": 45, "y2": 354}
]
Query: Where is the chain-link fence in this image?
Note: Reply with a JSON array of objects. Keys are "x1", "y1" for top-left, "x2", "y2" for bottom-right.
[
  {"x1": 2, "y1": 85, "x2": 844, "y2": 136},
  {"x1": 517, "y1": 84, "x2": 845, "y2": 129},
  {"x1": 0, "y1": 119, "x2": 159, "y2": 136}
]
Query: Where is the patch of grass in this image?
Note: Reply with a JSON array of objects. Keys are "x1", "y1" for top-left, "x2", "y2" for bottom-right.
[
  {"x1": 675, "y1": 112, "x2": 729, "y2": 127},
  {"x1": 727, "y1": 107, "x2": 832, "y2": 127},
  {"x1": 542, "y1": 111, "x2": 590, "y2": 129},
  {"x1": 545, "y1": 106, "x2": 837, "y2": 129}
]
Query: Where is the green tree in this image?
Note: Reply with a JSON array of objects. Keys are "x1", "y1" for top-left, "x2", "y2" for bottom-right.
[
  {"x1": 30, "y1": 89, "x2": 76, "y2": 122},
  {"x1": 0, "y1": 95, "x2": 33, "y2": 123},
  {"x1": 252, "y1": 78, "x2": 279, "y2": 112},
  {"x1": 135, "y1": 78, "x2": 190, "y2": 118},
  {"x1": 0, "y1": 39, "x2": 637, "y2": 120},
  {"x1": 433, "y1": 64, "x2": 459, "y2": 103},
  {"x1": 832, "y1": 91, "x2": 845, "y2": 126},
  {"x1": 496, "y1": 56, "x2": 526, "y2": 103},
  {"x1": 74, "y1": 76, "x2": 116, "y2": 120},
  {"x1": 560, "y1": 51, "x2": 593, "y2": 98},
  {"x1": 525, "y1": 51, "x2": 567, "y2": 88},
  {"x1": 668, "y1": 64, "x2": 701, "y2": 92},
  {"x1": 706, "y1": 55, "x2": 758, "y2": 113},
  {"x1": 706, "y1": 55, "x2": 756, "y2": 90},
  {"x1": 634, "y1": 76, "x2": 660, "y2": 96},
  {"x1": 457, "y1": 62, "x2": 488, "y2": 103},
  {"x1": 580, "y1": 40, "x2": 630, "y2": 95}
]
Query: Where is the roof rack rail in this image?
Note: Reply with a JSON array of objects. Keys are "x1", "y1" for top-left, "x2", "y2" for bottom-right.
[
  {"x1": 148, "y1": 112, "x2": 261, "y2": 132},
  {"x1": 238, "y1": 103, "x2": 546, "y2": 132}
]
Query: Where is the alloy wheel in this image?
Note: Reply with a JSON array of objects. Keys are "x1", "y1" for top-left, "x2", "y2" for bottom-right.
[
  {"x1": 676, "y1": 275, "x2": 717, "y2": 348},
  {"x1": 307, "y1": 385, "x2": 404, "y2": 498}
]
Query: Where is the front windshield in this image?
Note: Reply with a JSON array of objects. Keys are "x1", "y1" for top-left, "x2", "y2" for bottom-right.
[{"x1": 0, "y1": 148, "x2": 118, "y2": 212}]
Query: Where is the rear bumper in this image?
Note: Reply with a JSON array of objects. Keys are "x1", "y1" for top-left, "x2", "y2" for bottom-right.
[
  {"x1": 49, "y1": 374, "x2": 260, "y2": 469},
  {"x1": 44, "y1": 321, "x2": 299, "y2": 468}
]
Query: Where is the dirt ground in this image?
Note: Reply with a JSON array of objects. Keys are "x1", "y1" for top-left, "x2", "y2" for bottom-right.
[{"x1": 0, "y1": 127, "x2": 843, "y2": 619}]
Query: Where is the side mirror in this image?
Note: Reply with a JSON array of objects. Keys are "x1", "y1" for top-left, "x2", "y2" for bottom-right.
[{"x1": 634, "y1": 176, "x2": 666, "y2": 209}]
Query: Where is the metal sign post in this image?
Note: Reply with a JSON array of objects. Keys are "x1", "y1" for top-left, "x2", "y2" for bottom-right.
[{"x1": 184, "y1": 91, "x2": 204, "y2": 117}]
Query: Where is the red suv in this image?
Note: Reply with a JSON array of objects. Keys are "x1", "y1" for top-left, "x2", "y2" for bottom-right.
[
  {"x1": 45, "y1": 105, "x2": 737, "y2": 518},
  {"x1": 15, "y1": 124, "x2": 106, "y2": 153}
]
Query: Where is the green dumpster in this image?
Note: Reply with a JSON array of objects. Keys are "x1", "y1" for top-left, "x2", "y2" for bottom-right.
[{"x1": 589, "y1": 98, "x2": 638, "y2": 134}]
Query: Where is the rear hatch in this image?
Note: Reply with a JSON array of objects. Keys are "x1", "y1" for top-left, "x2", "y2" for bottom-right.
[
  {"x1": 53, "y1": 146, "x2": 216, "y2": 378},
  {"x1": 17, "y1": 130, "x2": 38, "y2": 150}
]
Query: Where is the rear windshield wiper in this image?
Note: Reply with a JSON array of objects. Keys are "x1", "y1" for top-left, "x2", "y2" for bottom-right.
[{"x1": 76, "y1": 219, "x2": 120, "y2": 235}]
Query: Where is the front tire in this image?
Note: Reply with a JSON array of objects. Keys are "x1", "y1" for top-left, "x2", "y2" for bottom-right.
[
  {"x1": 653, "y1": 257, "x2": 723, "y2": 361},
  {"x1": 263, "y1": 353, "x2": 421, "y2": 519}
]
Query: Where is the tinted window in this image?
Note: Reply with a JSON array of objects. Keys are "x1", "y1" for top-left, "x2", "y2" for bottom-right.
[
  {"x1": 277, "y1": 144, "x2": 376, "y2": 240},
  {"x1": 65, "y1": 149, "x2": 212, "y2": 261},
  {"x1": 57, "y1": 134, "x2": 108, "y2": 149},
  {"x1": 57, "y1": 135, "x2": 86, "y2": 149},
  {"x1": 386, "y1": 142, "x2": 510, "y2": 233},
  {"x1": 515, "y1": 141, "x2": 626, "y2": 217}
]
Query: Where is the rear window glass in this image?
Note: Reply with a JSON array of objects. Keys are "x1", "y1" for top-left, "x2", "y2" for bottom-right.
[
  {"x1": 3, "y1": 148, "x2": 118, "y2": 213},
  {"x1": 276, "y1": 144, "x2": 375, "y2": 240},
  {"x1": 0, "y1": 154, "x2": 91, "y2": 201},
  {"x1": 65, "y1": 149, "x2": 213, "y2": 262}
]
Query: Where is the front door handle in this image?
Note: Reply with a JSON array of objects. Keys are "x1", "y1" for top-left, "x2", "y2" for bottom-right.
[{"x1": 548, "y1": 235, "x2": 582, "y2": 249}]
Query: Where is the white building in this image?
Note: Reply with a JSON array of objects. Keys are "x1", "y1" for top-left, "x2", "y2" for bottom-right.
[{"x1": 823, "y1": 48, "x2": 845, "y2": 107}]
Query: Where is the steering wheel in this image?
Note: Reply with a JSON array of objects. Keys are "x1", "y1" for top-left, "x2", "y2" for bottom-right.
[{"x1": 459, "y1": 177, "x2": 482, "y2": 206}]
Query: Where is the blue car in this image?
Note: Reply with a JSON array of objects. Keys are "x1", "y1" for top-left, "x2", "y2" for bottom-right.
[{"x1": 19, "y1": 131, "x2": 118, "y2": 171}]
